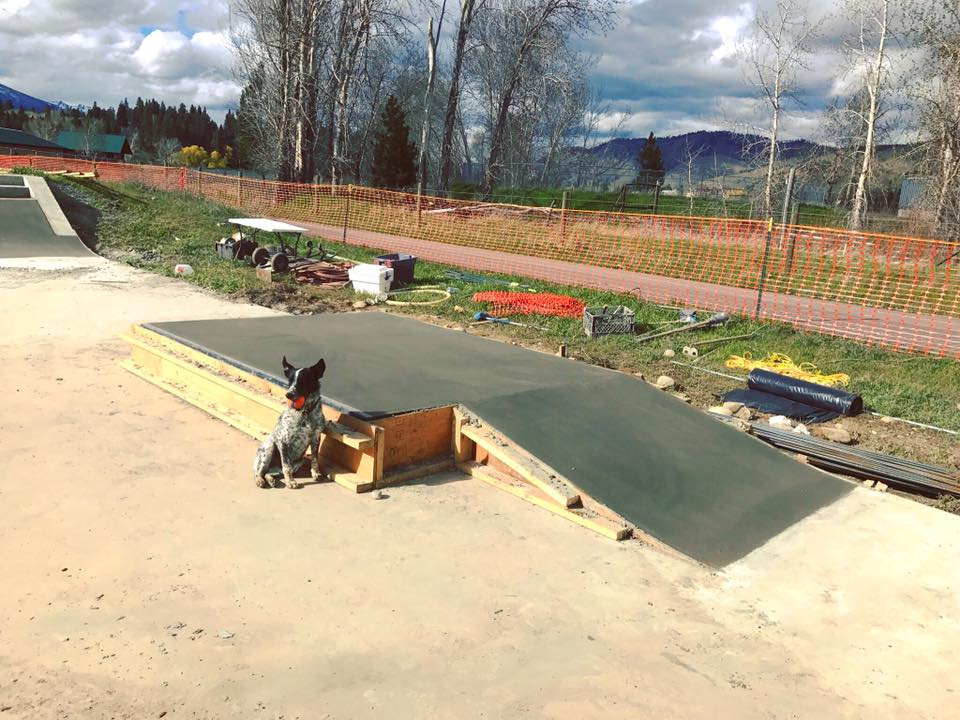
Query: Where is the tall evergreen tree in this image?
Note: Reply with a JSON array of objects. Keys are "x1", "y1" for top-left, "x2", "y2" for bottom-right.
[
  {"x1": 370, "y1": 96, "x2": 418, "y2": 189},
  {"x1": 637, "y1": 131, "x2": 665, "y2": 182}
]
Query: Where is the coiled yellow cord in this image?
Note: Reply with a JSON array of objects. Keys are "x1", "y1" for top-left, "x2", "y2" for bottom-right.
[{"x1": 725, "y1": 353, "x2": 850, "y2": 387}]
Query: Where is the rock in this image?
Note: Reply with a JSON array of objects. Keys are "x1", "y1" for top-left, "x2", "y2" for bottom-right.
[
  {"x1": 662, "y1": 348, "x2": 675, "y2": 358},
  {"x1": 352, "y1": 300, "x2": 367, "y2": 309},
  {"x1": 373, "y1": 490, "x2": 386, "y2": 500},
  {"x1": 655, "y1": 375, "x2": 675, "y2": 390},
  {"x1": 880, "y1": 415, "x2": 895, "y2": 424},
  {"x1": 216, "y1": 630, "x2": 234, "y2": 639},
  {"x1": 861, "y1": 479, "x2": 875, "y2": 488},
  {"x1": 875, "y1": 481, "x2": 888, "y2": 492},
  {"x1": 709, "y1": 406, "x2": 733, "y2": 416},
  {"x1": 734, "y1": 406, "x2": 753, "y2": 421},
  {"x1": 816, "y1": 426, "x2": 853, "y2": 444},
  {"x1": 794, "y1": 454, "x2": 809, "y2": 464},
  {"x1": 671, "y1": 392, "x2": 691, "y2": 403},
  {"x1": 730, "y1": 418, "x2": 752, "y2": 433},
  {"x1": 681, "y1": 345, "x2": 698, "y2": 358},
  {"x1": 792, "y1": 423, "x2": 811, "y2": 436},
  {"x1": 768, "y1": 415, "x2": 794, "y2": 430},
  {"x1": 722, "y1": 401, "x2": 744, "y2": 413}
]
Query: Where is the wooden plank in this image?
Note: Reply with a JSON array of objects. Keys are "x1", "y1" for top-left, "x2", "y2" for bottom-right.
[
  {"x1": 462, "y1": 463, "x2": 632, "y2": 541},
  {"x1": 376, "y1": 406, "x2": 453, "y2": 470},
  {"x1": 121, "y1": 360, "x2": 267, "y2": 440},
  {"x1": 129, "y1": 326, "x2": 380, "y2": 442},
  {"x1": 324, "y1": 421, "x2": 373, "y2": 450},
  {"x1": 461, "y1": 423, "x2": 581, "y2": 508},
  {"x1": 451, "y1": 407, "x2": 474, "y2": 463}
]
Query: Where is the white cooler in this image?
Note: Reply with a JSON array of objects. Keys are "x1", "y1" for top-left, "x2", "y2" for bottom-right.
[{"x1": 348, "y1": 263, "x2": 395, "y2": 296}]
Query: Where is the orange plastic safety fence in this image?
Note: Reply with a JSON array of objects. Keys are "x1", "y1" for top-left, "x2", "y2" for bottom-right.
[
  {"x1": 2, "y1": 154, "x2": 957, "y2": 357},
  {"x1": 473, "y1": 291, "x2": 586, "y2": 317}
]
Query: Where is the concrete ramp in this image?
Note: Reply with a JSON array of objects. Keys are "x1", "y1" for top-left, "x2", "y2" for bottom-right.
[
  {"x1": 143, "y1": 312, "x2": 851, "y2": 566},
  {"x1": 0, "y1": 174, "x2": 99, "y2": 266}
]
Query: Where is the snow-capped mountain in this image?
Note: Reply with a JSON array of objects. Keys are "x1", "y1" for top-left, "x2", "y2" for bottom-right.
[{"x1": 0, "y1": 83, "x2": 77, "y2": 112}]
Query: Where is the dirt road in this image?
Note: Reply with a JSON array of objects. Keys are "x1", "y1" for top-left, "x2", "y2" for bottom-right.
[{"x1": 1, "y1": 260, "x2": 958, "y2": 719}]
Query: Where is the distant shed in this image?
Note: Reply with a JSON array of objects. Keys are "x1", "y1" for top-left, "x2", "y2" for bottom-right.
[{"x1": 55, "y1": 131, "x2": 131, "y2": 161}]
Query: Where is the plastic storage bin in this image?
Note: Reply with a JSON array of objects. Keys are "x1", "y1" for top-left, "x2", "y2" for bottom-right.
[
  {"x1": 348, "y1": 263, "x2": 395, "y2": 297},
  {"x1": 374, "y1": 253, "x2": 417, "y2": 287},
  {"x1": 583, "y1": 305, "x2": 636, "y2": 337}
]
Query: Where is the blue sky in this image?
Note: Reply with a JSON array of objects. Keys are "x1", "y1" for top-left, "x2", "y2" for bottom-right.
[{"x1": 0, "y1": 0, "x2": 858, "y2": 139}]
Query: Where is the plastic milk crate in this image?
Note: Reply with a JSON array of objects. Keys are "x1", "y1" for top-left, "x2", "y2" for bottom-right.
[
  {"x1": 583, "y1": 305, "x2": 636, "y2": 337},
  {"x1": 374, "y1": 253, "x2": 417, "y2": 287}
]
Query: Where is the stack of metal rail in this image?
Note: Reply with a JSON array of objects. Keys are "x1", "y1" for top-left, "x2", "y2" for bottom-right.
[{"x1": 726, "y1": 420, "x2": 960, "y2": 498}]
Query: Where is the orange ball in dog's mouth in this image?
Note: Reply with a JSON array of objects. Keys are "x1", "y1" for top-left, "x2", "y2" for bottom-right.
[{"x1": 288, "y1": 396, "x2": 306, "y2": 410}]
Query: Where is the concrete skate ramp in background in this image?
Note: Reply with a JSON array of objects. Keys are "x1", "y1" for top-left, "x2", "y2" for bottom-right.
[
  {"x1": 145, "y1": 312, "x2": 850, "y2": 566},
  {"x1": 0, "y1": 175, "x2": 94, "y2": 259}
]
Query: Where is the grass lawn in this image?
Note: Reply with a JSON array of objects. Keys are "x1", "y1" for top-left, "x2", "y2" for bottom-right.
[{"x1": 42, "y1": 174, "x2": 960, "y2": 475}]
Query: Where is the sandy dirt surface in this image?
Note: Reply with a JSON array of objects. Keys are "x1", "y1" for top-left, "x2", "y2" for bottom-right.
[{"x1": 1, "y1": 260, "x2": 959, "y2": 719}]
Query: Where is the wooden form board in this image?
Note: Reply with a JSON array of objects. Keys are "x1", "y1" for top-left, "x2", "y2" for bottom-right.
[{"x1": 122, "y1": 325, "x2": 633, "y2": 542}]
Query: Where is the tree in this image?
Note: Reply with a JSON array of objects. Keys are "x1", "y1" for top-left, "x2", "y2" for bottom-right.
[
  {"x1": 636, "y1": 132, "x2": 665, "y2": 182},
  {"x1": 739, "y1": 0, "x2": 819, "y2": 218},
  {"x1": 437, "y1": 0, "x2": 480, "y2": 195},
  {"x1": 840, "y1": 0, "x2": 894, "y2": 231},
  {"x1": 906, "y1": 0, "x2": 960, "y2": 240},
  {"x1": 175, "y1": 145, "x2": 210, "y2": 168},
  {"x1": 417, "y1": 7, "x2": 446, "y2": 194},
  {"x1": 371, "y1": 96, "x2": 418, "y2": 188},
  {"x1": 473, "y1": 0, "x2": 617, "y2": 198}
]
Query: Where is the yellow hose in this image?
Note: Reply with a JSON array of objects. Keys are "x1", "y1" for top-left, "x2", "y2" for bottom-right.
[{"x1": 725, "y1": 352, "x2": 850, "y2": 387}]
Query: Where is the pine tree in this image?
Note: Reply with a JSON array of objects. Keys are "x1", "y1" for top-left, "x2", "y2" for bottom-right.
[
  {"x1": 371, "y1": 96, "x2": 418, "y2": 189},
  {"x1": 637, "y1": 131, "x2": 665, "y2": 183}
]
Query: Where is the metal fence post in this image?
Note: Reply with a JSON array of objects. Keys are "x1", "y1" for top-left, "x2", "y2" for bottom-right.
[
  {"x1": 560, "y1": 190, "x2": 568, "y2": 242},
  {"x1": 343, "y1": 184, "x2": 352, "y2": 245},
  {"x1": 237, "y1": 170, "x2": 243, "y2": 206},
  {"x1": 416, "y1": 180, "x2": 423, "y2": 226},
  {"x1": 755, "y1": 218, "x2": 774, "y2": 320},
  {"x1": 653, "y1": 179, "x2": 662, "y2": 214}
]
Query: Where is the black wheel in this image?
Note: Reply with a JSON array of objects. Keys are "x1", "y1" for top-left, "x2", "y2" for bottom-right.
[
  {"x1": 270, "y1": 252, "x2": 290, "y2": 273},
  {"x1": 251, "y1": 246, "x2": 270, "y2": 267},
  {"x1": 238, "y1": 239, "x2": 257, "y2": 259}
]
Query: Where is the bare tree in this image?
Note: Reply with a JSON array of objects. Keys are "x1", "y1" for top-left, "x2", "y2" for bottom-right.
[
  {"x1": 417, "y1": 5, "x2": 446, "y2": 195},
  {"x1": 681, "y1": 139, "x2": 706, "y2": 213},
  {"x1": 839, "y1": 0, "x2": 894, "y2": 230},
  {"x1": 739, "y1": 0, "x2": 819, "y2": 218},
  {"x1": 907, "y1": 0, "x2": 960, "y2": 240},
  {"x1": 437, "y1": 0, "x2": 480, "y2": 194},
  {"x1": 472, "y1": 0, "x2": 617, "y2": 198}
]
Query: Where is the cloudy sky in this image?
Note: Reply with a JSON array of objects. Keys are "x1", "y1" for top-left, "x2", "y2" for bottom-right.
[{"x1": 0, "y1": 0, "x2": 889, "y2": 141}]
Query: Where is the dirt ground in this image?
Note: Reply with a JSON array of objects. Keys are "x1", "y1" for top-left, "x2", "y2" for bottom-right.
[{"x1": 1, "y1": 260, "x2": 959, "y2": 719}]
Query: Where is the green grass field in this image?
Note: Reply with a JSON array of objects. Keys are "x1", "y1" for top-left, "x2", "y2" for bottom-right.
[{"x1": 42, "y1": 173, "x2": 960, "y2": 443}]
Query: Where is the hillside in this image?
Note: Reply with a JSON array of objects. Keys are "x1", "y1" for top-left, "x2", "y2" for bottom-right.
[{"x1": 0, "y1": 82, "x2": 72, "y2": 112}]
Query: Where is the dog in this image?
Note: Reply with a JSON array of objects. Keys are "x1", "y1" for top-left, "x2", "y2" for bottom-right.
[{"x1": 254, "y1": 356, "x2": 328, "y2": 489}]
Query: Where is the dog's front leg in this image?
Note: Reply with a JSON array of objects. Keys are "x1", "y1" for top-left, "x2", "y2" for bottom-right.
[
  {"x1": 278, "y1": 445, "x2": 301, "y2": 489},
  {"x1": 310, "y1": 427, "x2": 327, "y2": 482}
]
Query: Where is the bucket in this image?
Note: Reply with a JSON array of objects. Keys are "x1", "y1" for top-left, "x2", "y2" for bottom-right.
[{"x1": 348, "y1": 263, "x2": 394, "y2": 296}]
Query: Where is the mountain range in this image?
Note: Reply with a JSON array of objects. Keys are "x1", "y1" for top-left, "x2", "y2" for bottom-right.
[{"x1": 0, "y1": 82, "x2": 77, "y2": 112}]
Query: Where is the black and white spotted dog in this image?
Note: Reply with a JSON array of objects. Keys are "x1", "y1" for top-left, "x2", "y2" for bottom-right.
[{"x1": 254, "y1": 356, "x2": 328, "y2": 489}]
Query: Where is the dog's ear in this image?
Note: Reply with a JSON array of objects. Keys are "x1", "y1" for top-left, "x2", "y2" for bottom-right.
[
  {"x1": 282, "y1": 355, "x2": 296, "y2": 380},
  {"x1": 313, "y1": 358, "x2": 326, "y2": 378}
]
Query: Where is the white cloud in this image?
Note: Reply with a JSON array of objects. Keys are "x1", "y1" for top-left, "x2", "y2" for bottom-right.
[
  {"x1": 0, "y1": 1, "x2": 236, "y2": 114},
  {"x1": 691, "y1": 3, "x2": 754, "y2": 64}
]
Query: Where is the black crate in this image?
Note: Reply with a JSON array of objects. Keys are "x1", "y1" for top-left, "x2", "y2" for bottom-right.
[{"x1": 583, "y1": 305, "x2": 636, "y2": 337}]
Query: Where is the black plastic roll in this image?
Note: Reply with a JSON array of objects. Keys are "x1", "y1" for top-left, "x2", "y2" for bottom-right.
[{"x1": 746, "y1": 369, "x2": 863, "y2": 416}]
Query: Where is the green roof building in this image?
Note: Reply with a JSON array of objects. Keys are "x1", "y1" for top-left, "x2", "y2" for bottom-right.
[{"x1": 55, "y1": 131, "x2": 132, "y2": 160}]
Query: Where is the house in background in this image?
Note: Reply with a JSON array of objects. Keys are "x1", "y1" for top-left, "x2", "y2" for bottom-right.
[
  {"x1": 55, "y1": 131, "x2": 131, "y2": 161},
  {"x1": 0, "y1": 127, "x2": 67, "y2": 156}
]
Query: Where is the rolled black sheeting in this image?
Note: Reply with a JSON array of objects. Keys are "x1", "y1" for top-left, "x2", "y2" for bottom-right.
[{"x1": 747, "y1": 369, "x2": 863, "y2": 416}]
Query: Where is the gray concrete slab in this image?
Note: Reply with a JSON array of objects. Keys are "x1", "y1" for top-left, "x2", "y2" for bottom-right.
[
  {"x1": 146, "y1": 312, "x2": 850, "y2": 566},
  {"x1": 0, "y1": 199, "x2": 92, "y2": 258}
]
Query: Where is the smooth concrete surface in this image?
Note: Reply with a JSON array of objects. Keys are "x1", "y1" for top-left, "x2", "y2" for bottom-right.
[{"x1": 146, "y1": 312, "x2": 851, "y2": 566}]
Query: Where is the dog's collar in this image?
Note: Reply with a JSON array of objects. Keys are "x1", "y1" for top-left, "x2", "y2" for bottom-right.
[{"x1": 289, "y1": 394, "x2": 321, "y2": 413}]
